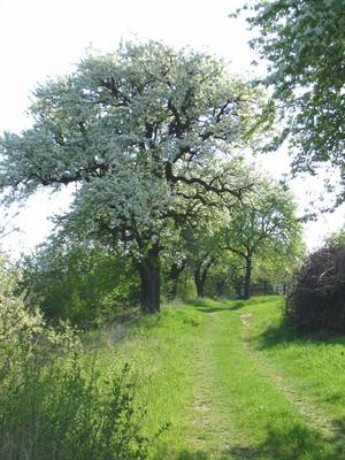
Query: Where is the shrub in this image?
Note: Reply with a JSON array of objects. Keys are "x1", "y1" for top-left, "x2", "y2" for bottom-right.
[
  {"x1": 19, "y1": 243, "x2": 140, "y2": 327},
  {"x1": 285, "y1": 244, "x2": 345, "y2": 333},
  {"x1": 1, "y1": 360, "x2": 152, "y2": 460},
  {"x1": 0, "y1": 260, "x2": 154, "y2": 459}
]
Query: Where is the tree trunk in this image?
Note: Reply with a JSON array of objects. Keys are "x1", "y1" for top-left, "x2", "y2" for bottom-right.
[
  {"x1": 283, "y1": 283, "x2": 287, "y2": 295},
  {"x1": 194, "y1": 258, "x2": 214, "y2": 298},
  {"x1": 167, "y1": 262, "x2": 185, "y2": 300},
  {"x1": 243, "y1": 255, "x2": 252, "y2": 300},
  {"x1": 139, "y1": 244, "x2": 161, "y2": 314},
  {"x1": 216, "y1": 279, "x2": 226, "y2": 298},
  {"x1": 194, "y1": 268, "x2": 205, "y2": 298},
  {"x1": 235, "y1": 281, "x2": 243, "y2": 299}
]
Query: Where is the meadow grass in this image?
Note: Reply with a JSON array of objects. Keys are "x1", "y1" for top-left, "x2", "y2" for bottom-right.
[
  {"x1": 244, "y1": 297, "x2": 345, "y2": 433},
  {"x1": 187, "y1": 298, "x2": 334, "y2": 459},
  {"x1": 81, "y1": 296, "x2": 345, "y2": 459},
  {"x1": 83, "y1": 305, "x2": 208, "y2": 457}
]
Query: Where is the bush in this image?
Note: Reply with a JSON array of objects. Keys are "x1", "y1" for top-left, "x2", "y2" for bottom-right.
[
  {"x1": 285, "y1": 244, "x2": 345, "y2": 333},
  {"x1": 1, "y1": 360, "x2": 152, "y2": 460},
  {"x1": 19, "y1": 243, "x2": 140, "y2": 327},
  {"x1": 0, "y1": 261, "x2": 154, "y2": 459}
]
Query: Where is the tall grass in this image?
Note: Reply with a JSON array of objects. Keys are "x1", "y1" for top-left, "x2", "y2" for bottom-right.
[
  {"x1": 246, "y1": 296, "x2": 345, "y2": 423},
  {"x1": 83, "y1": 305, "x2": 208, "y2": 457},
  {"x1": 0, "y1": 356, "x2": 151, "y2": 460},
  {"x1": 0, "y1": 264, "x2": 154, "y2": 460}
]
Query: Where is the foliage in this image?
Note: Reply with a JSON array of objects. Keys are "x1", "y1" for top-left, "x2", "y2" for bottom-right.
[
  {"x1": 160, "y1": 174, "x2": 303, "y2": 300},
  {"x1": 1, "y1": 360, "x2": 152, "y2": 460},
  {"x1": 0, "y1": 261, "x2": 155, "y2": 459},
  {"x1": 0, "y1": 40, "x2": 262, "y2": 312},
  {"x1": 19, "y1": 239, "x2": 139, "y2": 326},
  {"x1": 0, "y1": 259, "x2": 77, "y2": 379},
  {"x1": 205, "y1": 251, "x2": 244, "y2": 298},
  {"x1": 243, "y1": 0, "x2": 345, "y2": 186},
  {"x1": 285, "y1": 243, "x2": 345, "y2": 333},
  {"x1": 178, "y1": 211, "x2": 224, "y2": 298},
  {"x1": 223, "y1": 178, "x2": 303, "y2": 298},
  {"x1": 160, "y1": 190, "x2": 239, "y2": 300}
]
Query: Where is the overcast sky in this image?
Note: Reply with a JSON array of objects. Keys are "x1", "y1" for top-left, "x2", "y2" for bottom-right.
[
  {"x1": 0, "y1": 0, "x2": 344, "y2": 258},
  {"x1": 0, "y1": 0, "x2": 255, "y2": 133}
]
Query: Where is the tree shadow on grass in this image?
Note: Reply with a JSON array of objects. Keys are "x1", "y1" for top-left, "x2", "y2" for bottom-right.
[
  {"x1": 331, "y1": 417, "x2": 345, "y2": 453},
  {"x1": 155, "y1": 447, "x2": 234, "y2": 460},
  {"x1": 185, "y1": 299, "x2": 245, "y2": 314},
  {"x1": 156, "y1": 417, "x2": 345, "y2": 459},
  {"x1": 255, "y1": 425, "x2": 329, "y2": 460},
  {"x1": 254, "y1": 320, "x2": 345, "y2": 351},
  {"x1": 228, "y1": 301, "x2": 247, "y2": 311},
  {"x1": 154, "y1": 446, "x2": 211, "y2": 460},
  {"x1": 197, "y1": 307, "x2": 233, "y2": 314},
  {"x1": 174, "y1": 450, "x2": 210, "y2": 459},
  {"x1": 227, "y1": 420, "x2": 345, "y2": 460}
]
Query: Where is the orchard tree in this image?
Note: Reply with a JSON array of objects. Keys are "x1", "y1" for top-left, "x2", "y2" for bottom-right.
[
  {"x1": 223, "y1": 179, "x2": 302, "y2": 299},
  {"x1": 0, "y1": 41, "x2": 263, "y2": 313},
  {"x1": 160, "y1": 226, "x2": 188, "y2": 301},
  {"x1": 252, "y1": 235, "x2": 305, "y2": 294},
  {"x1": 202, "y1": 250, "x2": 245, "y2": 298},
  {"x1": 181, "y1": 216, "x2": 224, "y2": 298},
  {"x1": 161, "y1": 199, "x2": 239, "y2": 299},
  {"x1": 243, "y1": 0, "x2": 345, "y2": 183}
]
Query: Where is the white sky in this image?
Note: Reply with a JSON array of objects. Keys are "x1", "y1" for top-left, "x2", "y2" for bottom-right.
[
  {"x1": 0, "y1": 0, "x2": 344, "y2": 258},
  {"x1": 0, "y1": 0, "x2": 255, "y2": 135}
]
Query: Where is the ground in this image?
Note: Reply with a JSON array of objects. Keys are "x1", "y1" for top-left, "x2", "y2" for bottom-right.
[{"x1": 89, "y1": 296, "x2": 345, "y2": 459}]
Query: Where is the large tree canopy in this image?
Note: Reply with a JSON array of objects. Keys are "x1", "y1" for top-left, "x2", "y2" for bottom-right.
[
  {"x1": 244, "y1": 0, "x2": 345, "y2": 180},
  {"x1": 0, "y1": 41, "x2": 261, "y2": 313}
]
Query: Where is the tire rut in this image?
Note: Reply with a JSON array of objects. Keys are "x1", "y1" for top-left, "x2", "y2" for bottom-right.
[
  {"x1": 240, "y1": 312, "x2": 335, "y2": 438},
  {"x1": 187, "y1": 313, "x2": 236, "y2": 456}
]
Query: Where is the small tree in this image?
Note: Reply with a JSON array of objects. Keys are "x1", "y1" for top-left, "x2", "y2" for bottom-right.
[
  {"x1": 161, "y1": 203, "x2": 232, "y2": 299},
  {"x1": 223, "y1": 179, "x2": 302, "y2": 299},
  {"x1": 181, "y1": 216, "x2": 223, "y2": 298},
  {"x1": 204, "y1": 251, "x2": 244, "y2": 298}
]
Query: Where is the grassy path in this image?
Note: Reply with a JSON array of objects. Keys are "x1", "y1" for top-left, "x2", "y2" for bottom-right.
[
  {"x1": 186, "y1": 312, "x2": 237, "y2": 457},
  {"x1": 176, "y1": 298, "x2": 345, "y2": 459},
  {"x1": 88, "y1": 298, "x2": 345, "y2": 459},
  {"x1": 239, "y1": 310, "x2": 333, "y2": 437}
]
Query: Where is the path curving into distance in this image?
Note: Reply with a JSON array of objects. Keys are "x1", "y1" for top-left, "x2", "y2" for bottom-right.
[{"x1": 181, "y1": 299, "x2": 345, "y2": 460}]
